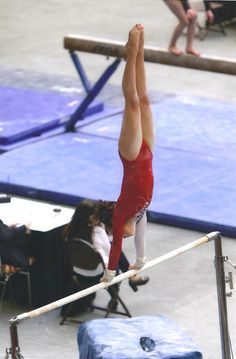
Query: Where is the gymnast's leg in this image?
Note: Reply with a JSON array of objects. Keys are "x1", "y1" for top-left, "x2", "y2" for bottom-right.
[
  {"x1": 136, "y1": 24, "x2": 154, "y2": 151},
  {"x1": 118, "y1": 25, "x2": 143, "y2": 161}
]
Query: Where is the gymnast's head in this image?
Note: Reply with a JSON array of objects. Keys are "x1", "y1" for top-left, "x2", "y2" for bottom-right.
[{"x1": 90, "y1": 200, "x2": 116, "y2": 235}]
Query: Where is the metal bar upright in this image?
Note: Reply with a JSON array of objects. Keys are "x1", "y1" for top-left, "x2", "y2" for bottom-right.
[
  {"x1": 6, "y1": 322, "x2": 23, "y2": 359},
  {"x1": 214, "y1": 235, "x2": 231, "y2": 359},
  {"x1": 69, "y1": 50, "x2": 91, "y2": 93},
  {"x1": 66, "y1": 57, "x2": 121, "y2": 131}
]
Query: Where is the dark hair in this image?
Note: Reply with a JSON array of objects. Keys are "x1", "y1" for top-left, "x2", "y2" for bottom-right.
[
  {"x1": 63, "y1": 199, "x2": 97, "y2": 243},
  {"x1": 90, "y1": 200, "x2": 116, "y2": 234}
]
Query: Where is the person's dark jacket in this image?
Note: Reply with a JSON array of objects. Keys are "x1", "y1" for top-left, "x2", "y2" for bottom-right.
[{"x1": 0, "y1": 219, "x2": 29, "y2": 267}]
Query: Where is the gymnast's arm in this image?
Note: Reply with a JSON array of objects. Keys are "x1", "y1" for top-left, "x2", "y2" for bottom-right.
[
  {"x1": 133, "y1": 212, "x2": 147, "y2": 268},
  {"x1": 101, "y1": 212, "x2": 125, "y2": 282}
]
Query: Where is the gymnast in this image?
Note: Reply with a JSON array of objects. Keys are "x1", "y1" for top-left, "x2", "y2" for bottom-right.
[{"x1": 90, "y1": 24, "x2": 154, "y2": 282}]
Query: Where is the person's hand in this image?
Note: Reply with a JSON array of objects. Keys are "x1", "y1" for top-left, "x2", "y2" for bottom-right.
[
  {"x1": 28, "y1": 256, "x2": 35, "y2": 266},
  {"x1": 206, "y1": 10, "x2": 214, "y2": 24},
  {"x1": 1, "y1": 264, "x2": 20, "y2": 274},
  {"x1": 9, "y1": 223, "x2": 18, "y2": 228}
]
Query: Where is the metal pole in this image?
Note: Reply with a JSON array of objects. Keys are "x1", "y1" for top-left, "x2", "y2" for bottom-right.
[
  {"x1": 214, "y1": 235, "x2": 231, "y2": 359},
  {"x1": 6, "y1": 322, "x2": 23, "y2": 359}
]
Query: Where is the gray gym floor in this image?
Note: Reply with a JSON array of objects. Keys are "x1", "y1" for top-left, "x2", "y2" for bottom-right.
[{"x1": 0, "y1": 1, "x2": 236, "y2": 358}]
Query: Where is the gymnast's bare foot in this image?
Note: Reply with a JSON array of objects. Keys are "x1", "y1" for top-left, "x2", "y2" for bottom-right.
[
  {"x1": 137, "y1": 23, "x2": 144, "y2": 54},
  {"x1": 186, "y1": 48, "x2": 201, "y2": 57},
  {"x1": 126, "y1": 24, "x2": 140, "y2": 57},
  {"x1": 169, "y1": 45, "x2": 183, "y2": 56}
]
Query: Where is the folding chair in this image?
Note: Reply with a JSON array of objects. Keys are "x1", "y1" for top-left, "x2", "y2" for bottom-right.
[
  {"x1": 0, "y1": 264, "x2": 32, "y2": 311},
  {"x1": 196, "y1": 1, "x2": 227, "y2": 40},
  {"x1": 60, "y1": 238, "x2": 132, "y2": 325}
]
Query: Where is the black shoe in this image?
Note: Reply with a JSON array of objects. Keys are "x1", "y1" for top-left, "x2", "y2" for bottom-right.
[{"x1": 129, "y1": 275, "x2": 150, "y2": 292}]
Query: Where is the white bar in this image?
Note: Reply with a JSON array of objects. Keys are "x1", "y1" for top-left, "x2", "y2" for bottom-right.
[{"x1": 11, "y1": 232, "x2": 220, "y2": 323}]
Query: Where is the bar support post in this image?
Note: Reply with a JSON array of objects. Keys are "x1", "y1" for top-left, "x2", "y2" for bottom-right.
[
  {"x1": 214, "y1": 235, "x2": 232, "y2": 359},
  {"x1": 5, "y1": 321, "x2": 23, "y2": 358}
]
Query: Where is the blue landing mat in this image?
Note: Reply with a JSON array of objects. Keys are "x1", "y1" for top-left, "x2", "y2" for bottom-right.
[
  {"x1": 0, "y1": 105, "x2": 122, "y2": 153},
  {"x1": 0, "y1": 95, "x2": 235, "y2": 236},
  {"x1": 0, "y1": 86, "x2": 103, "y2": 145},
  {"x1": 0, "y1": 129, "x2": 235, "y2": 236},
  {"x1": 79, "y1": 95, "x2": 236, "y2": 157}
]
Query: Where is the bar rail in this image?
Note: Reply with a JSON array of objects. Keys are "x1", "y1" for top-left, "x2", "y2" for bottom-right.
[
  {"x1": 64, "y1": 34, "x2": 236, "y2": 76},
  {"x1": 10, "y1": 231, "x2": 220, "y2": 324}
]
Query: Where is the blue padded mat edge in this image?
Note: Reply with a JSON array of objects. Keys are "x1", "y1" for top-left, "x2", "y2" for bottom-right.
[
  {"x1": 78, "y1": 315, "x2": 202, "y2": 359},
  {"x1": 0, "y1": 86, "x2": 103, "y2": 145}
]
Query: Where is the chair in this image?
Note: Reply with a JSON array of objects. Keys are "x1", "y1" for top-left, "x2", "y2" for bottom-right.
[
  {"x1": 0, "y1": 264, "x2": 32, "y2": 312},
  {"x1": 196, "y1": 1, "x2": 231, "y2": 40},
  {"x1": 60, "y1": 238, "x2": 132, "y2": 325}
]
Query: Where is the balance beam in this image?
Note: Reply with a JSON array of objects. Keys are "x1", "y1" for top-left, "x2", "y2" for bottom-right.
[
  {"x1": 64, "y1": 34, "x2": 236, "y2": 76},
  {"x1": 11, "y1": 231, "x2": 220, "y2": 324}
]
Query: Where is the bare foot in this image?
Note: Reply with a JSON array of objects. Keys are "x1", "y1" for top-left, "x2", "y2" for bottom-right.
[
  {"x1": 126, "y1": 24, "x2": 140, "y2": 57},
  {"x1": 186, "y1": 48, "x2": 201, "y2": 57},
  {"x1": 137, "y1": 23, "x2": 144, "y2": 49},
  {"x1": 169, "y1": 46, "x2": 183, "y2": 56}
]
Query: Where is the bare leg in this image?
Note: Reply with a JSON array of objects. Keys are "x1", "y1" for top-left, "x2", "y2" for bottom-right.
[
  {"x1": 185, "y1": 10, "x2": 201, "y2": 56},
  {"x1": 164, "y1": 0, "x2": 188, "y2": 56},
  {"x1": 136, "y1": 24, "x2": 154, "y2": 151},
  {"x1": 118, "y1": 25, "x2": 142, "y2": 161}
]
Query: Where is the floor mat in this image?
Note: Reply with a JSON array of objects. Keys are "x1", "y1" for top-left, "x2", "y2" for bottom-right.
[{"x1": 0, "y1": 95, "x2": 235, "y2": 236}]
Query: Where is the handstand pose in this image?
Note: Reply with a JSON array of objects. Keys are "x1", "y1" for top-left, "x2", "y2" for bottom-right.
[{"x1": 90, "y1": 24, "x2": 154, "y2": 282}]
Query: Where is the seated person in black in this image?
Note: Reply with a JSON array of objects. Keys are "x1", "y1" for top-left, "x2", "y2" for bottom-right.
[{"x1": 0, "y1": 219, "x2": 34, "y2": 272}]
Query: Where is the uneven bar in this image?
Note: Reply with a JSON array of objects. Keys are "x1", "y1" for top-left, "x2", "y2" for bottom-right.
[
  {"x1": 64, "y1": 34, "x2": 236, "y2": 76},
  {"x1": 11, "y1": 232, "x2": 220, "y2": 324}
]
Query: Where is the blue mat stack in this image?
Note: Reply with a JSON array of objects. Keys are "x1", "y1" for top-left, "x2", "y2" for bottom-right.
[
  {"x1": 0, "y1": 85, "x2": 103, "y2": 151},
  {"x1": 78, "y1": 316, "x2": 202, "y2": 359}
]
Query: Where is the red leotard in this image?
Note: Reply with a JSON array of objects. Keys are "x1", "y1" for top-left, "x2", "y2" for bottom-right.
[{"x1": 108, "y1": 140, "x2": 154, "y2": 270}]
